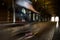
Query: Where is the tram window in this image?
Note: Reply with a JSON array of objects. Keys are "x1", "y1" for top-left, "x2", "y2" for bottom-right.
[
  {"x1": 28, "y1": 11, "x2": 31, "y2": 19},
  {"x1": 36, "y1": 14, "x2": 39, "y2": 21},
  {"x1": 33, "y1": 13, "x2": 35, "y2": 21},
  {"x1": 38, "y1": 15, "x2": 41, "y2": 21},
  {"x1": 22, "y1": 8, "x2": 26, "y2": 14},
  {"x1": 38, "y1": 15, "x2": 40, "y2": 21},
  {"x1": 15, "y1": 8, "x2": 26, "y2": 23}
]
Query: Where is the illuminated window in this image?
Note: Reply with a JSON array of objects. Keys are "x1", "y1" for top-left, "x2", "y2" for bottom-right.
[
  {"x1": 22, "y1": 8, "x2": 26, "y2": 14},
  {"x1": 33, "y1": 13, "x2": 35, "y2": 21},
  {"x1": 36, "y1": 14, "x2": 38, "y2": 21}
]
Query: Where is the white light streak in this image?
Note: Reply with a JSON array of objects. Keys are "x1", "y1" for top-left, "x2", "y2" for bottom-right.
[
  {"x1": 16, "y1": 0, "x2": 39, "y2": 13},
  {"x1": 55, "y1": 16, "x2": 59, "y2": 28},
  {"x1": 51, "y1": 16, "x2": 55, "y2": 22}
]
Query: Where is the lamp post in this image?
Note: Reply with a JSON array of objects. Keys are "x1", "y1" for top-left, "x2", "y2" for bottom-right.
[{"x1": 12, "y1": 0, "x2": 16, "y2": 23}]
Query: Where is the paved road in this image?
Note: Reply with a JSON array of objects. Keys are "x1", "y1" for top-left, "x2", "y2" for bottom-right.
[{"x1": 0, "y1": 22, "x2": 56, "y2": 40}]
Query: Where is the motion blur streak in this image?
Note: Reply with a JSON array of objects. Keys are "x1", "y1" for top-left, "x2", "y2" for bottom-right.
[{"x1": 16, "y1": 0, "x2": 39, "y2": 13}]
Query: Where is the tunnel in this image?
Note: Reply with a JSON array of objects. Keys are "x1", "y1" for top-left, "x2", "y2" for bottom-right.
[{"x1": 0, "y1": 0, "x2": 59, "y2": 40}]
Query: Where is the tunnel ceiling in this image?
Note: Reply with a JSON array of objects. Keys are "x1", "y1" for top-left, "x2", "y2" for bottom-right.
[{"x1": 31, "y1": 0, "x2": 57, "y2": 16}]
